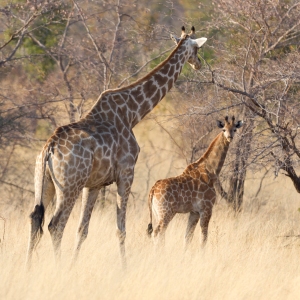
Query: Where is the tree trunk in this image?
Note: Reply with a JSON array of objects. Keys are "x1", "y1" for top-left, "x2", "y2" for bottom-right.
[
  {"x1": 225, "y1": 109, "x2": 254, "y2": 211},
  {"x1": 274, "y1": 139, "x2": 300, "y2": 194}
]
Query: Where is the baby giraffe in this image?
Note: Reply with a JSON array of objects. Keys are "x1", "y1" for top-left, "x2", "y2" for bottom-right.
[{"x1": 147, "y1": 116, "x2": 243, "y2": 246}]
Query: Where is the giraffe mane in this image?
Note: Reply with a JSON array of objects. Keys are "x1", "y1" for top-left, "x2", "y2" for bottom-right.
[
  {"x1": 99, "y1": 37, "x2": 188, "y2": 97},
  {"x1": 195, "y1": 132, "x2": 224, "y2": 164}
]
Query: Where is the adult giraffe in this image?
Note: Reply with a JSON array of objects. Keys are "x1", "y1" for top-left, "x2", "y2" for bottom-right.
[
  {"x1": 147, "y1": 116, "x2": 243, "y2": 246},
  {"x1": 26, "y1": 26, "x2": 207, "y2": 266}
]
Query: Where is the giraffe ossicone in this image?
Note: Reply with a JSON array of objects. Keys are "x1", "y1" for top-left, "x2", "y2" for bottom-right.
[
  {"x1": 147, "y1": 116, "x2": 243, "y2": 247},
  {"x1": 26, "y1": 26, "x2": 207, "y2": 267}
]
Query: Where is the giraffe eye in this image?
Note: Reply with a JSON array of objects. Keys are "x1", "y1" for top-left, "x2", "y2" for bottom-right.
[
  {"x1": 222, "y1": 129, "x2": 226, "y2": 132},
  {"x1": 234, "y1": 129, "x2": 237, "y2": 132}
]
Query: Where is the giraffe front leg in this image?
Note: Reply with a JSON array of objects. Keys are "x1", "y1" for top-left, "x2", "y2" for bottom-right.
[
  {"x1": 185, "y1": 211, "x2": 200, "y2": 249},
  {"x1": 116, "y1": 176, "x2": 133, "y2": 268},
  {"x1": 199, "y1": 208, "x2": 212, "y2": 246},
  {"x1": 72, "y1": 187, "x2": 100, "y2": 263}
]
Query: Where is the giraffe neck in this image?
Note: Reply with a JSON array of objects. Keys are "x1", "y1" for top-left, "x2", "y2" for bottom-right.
[
  {"x1": 84, "y1": 38, "x2": 192, "y2": 128},
  {"x1": 196, "y1": 132, "x2": 230, "y2": 175}
]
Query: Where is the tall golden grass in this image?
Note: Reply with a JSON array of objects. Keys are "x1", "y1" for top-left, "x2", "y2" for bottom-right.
[
  {"x1": 1, "y1": 171, "x2": 300, "y2": 300},
  {"x1": 1, "y1": 117, "x2": 299, "y2": 299}
]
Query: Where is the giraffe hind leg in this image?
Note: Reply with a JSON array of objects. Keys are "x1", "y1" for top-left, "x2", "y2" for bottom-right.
[
  {"x1": 48, "y1": 190, "x2": 81, "y2": 262},
  {"x1": 153, "y1": 222, "x2": 167, "y2": 247},
  {"x1": 72, "y1": 187, "x2": 100, "y2": 263},
  {"x1": 153, "y1": 213, "x2": 175, "y2": 246}
]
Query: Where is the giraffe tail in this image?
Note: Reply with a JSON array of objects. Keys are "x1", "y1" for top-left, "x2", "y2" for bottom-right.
[
  {"x1": 29, "y1": 203, "x2": 45, "y2": 246},
  {"x1": 146, "y1": 188, "x2": 154, "y2": 238},
  {"x1": 27, "y1": 202, "x2": 45, "y2": 268},
  {"x1": 27, "y1": 143, "x2": 51, "y2": 266}
]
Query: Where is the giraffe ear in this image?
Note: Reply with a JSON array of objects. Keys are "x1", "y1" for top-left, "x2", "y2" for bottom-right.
[
  {"x1": 235, "y1": 120, "x2": 243, "y2": 128},
  {"x1": 170, "y1": 34, "x2": 181, "y2": 45},
  {"x1": 217, "y1": 120, "x2": 224, "y2": 128},
  {"x1": 191, "y1": 37, "x2": 207, "y2": 48}
]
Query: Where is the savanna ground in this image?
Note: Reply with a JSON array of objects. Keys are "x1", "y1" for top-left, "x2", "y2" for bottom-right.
[{"x1": 1, "y1": 122, "x2": 300, "y2": 300}]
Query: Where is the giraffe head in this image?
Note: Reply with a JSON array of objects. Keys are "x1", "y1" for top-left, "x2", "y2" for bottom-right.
[
  {"x1": 217, "y1": 116, "x2": 243, "y2": 143},
  {"x1": 171, "y1": 26, "x2": 207, "y2": 70}
]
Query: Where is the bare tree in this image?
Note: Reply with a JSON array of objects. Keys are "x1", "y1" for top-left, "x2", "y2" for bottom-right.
[{"x1": 202, "y1": 0, "x2": 300, "y2": 209}]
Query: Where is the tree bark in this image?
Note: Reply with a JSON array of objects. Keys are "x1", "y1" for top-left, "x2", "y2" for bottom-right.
[{"x1": 225, "y1": 109, "x2": 254, "y2": 211}]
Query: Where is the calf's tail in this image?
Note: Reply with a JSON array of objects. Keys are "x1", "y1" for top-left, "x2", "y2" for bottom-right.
[{"x1": 146, "y1": 189, "x2": 154, "y2": 238}]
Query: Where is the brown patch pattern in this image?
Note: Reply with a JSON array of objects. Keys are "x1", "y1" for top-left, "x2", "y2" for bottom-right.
[
  {"x1": 147, "y1": 116, "x2": 243, "y2": 247},
  {"x1": 27, "y1": 27, "x2": 206, "y2": 266}
]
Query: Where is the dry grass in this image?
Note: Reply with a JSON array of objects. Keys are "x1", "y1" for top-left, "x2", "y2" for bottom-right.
[
  {"x1": 1, "y1": 172, "x2": 300, "y2": 300},
  {"x1": 1, "y1": 120, "x2": 300, "y2": 299}
]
